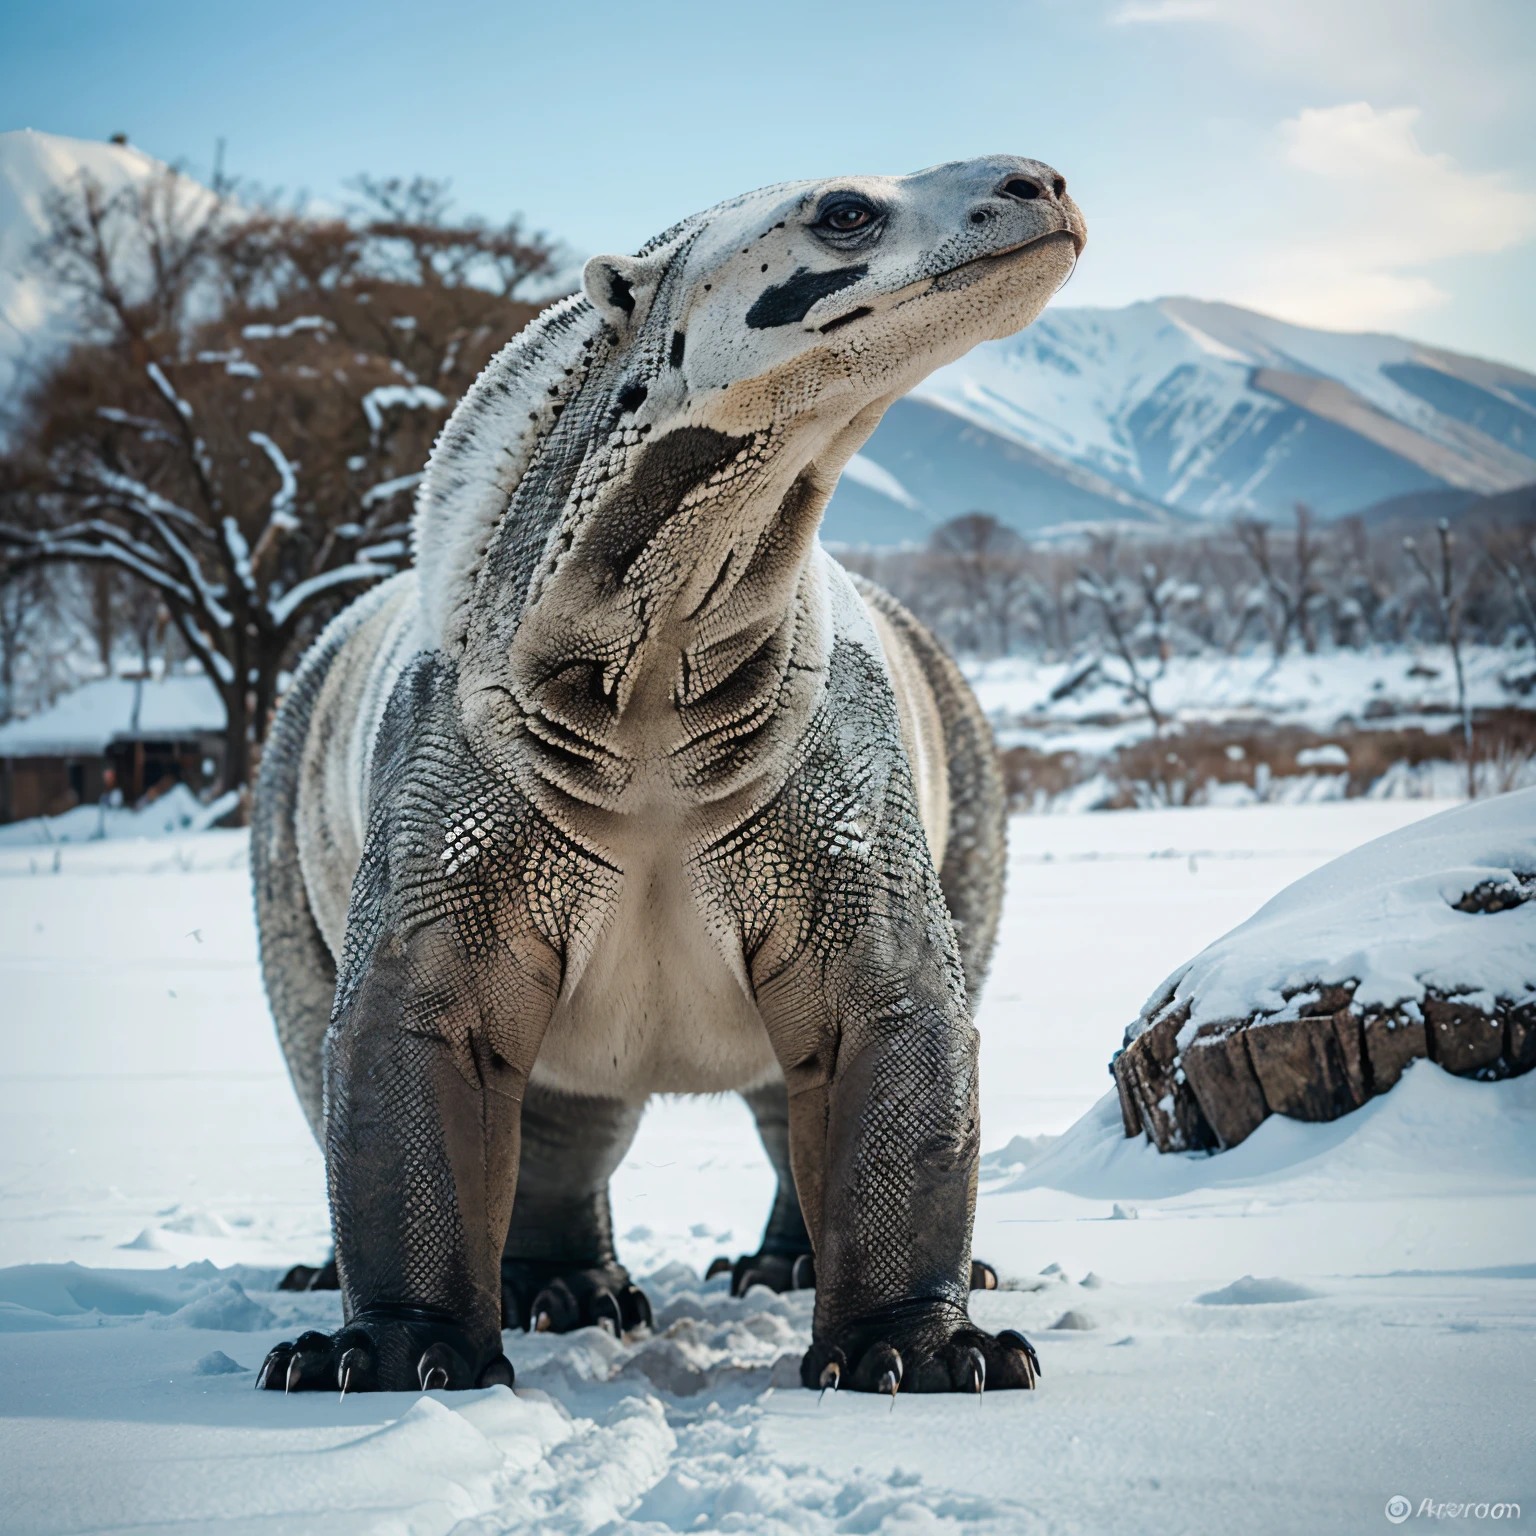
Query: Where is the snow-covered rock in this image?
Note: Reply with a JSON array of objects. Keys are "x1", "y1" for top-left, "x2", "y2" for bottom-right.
[{"x1": 1115, "y1": 789, "x2": 1536, "y2": 1151}]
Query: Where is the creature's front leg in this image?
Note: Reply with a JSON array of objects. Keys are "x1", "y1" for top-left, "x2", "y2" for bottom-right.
[
  {"x1": 741, "y1": 736, "x2": 1038, "y2": 1396},
  {"x1": 259, "y1": 914, "x2": 558, "y2": 1393},
  {"x1": 782, "y1": 955, "x2": 1038, "y2": 1397},
  {"x1": 257, "y1": 651, "x2": 581, "y2": 1394}
]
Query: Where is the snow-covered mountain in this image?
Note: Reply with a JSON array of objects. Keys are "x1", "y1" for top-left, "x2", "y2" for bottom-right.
[
  {"x1": 825, "y1": 297, "x2": 1536, "y2": 544},
  {"x1": 0, "y1": 129, "x2": 187, "y2": 413},
  {"x1": 5, "y1": 131, "x2": 1534, "y2": 543}
]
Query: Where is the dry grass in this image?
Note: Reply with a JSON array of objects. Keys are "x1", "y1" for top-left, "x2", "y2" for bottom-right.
[{"x1": 1001, "y1": 709, "x2": 1536, "y2": 810}]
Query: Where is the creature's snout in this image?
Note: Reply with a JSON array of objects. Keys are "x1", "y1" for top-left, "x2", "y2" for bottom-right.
[{"x1": 963, "y1": 157, "x2": 1086, "y2": 256}]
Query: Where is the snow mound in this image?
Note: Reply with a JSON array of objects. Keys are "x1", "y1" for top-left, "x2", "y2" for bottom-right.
[
  {"x1": 194, "y1": 1349, "x2": 247, "y2": 1375},
  {"x1": 158, "y1": 1279, "x2": 275, "y2": 1332},
  {"x1": 1194, "y1": 1276, "x2": 1323, "y2": 1305},
  {"x1": 0, "y1": 782, "x2": 238, "y2": 847},
  {"x1": 1135, "y1": 789, "x2": 1536, "y2": 1035},
  {"x1": 1013, "y1": 1058, "x2": 1536, "y2": 1204}
]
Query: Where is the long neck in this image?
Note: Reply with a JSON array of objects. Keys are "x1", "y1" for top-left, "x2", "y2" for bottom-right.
[{"x1": 456, "y1": 388, "x2": 854, "y2": 824}]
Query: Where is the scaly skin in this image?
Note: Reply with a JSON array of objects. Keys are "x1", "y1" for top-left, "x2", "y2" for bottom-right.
[{"x1": 253, "y1": 155, "x2": 1084, "y2": 1395}]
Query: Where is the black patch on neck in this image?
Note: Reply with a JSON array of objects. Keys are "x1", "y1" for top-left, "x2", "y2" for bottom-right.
[
  {"x1": 617, "y1": 381, "x2": 648, "y2": 414},
  {"x1": 607, "y1": 269, "x2": 636, "y2": 317},
  {"x1": 745, "y1": 265, "x2": 867, "y2": 329},
  {"x1": 669, "y1": 330, "x2": 686, "y2": 368},
  {"x1": 590, "y1": 426, "x2": 750, "y2": 583}
]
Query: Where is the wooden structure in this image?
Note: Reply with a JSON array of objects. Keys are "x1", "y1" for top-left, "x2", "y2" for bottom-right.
[{"x1": 0, "y1": 674, "x2": 226, "y2": 823}]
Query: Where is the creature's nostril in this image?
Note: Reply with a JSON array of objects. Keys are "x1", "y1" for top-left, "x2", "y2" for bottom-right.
[
  {"x1": 1001, "y1": 177, "x2": 1042, "y2": 201},
  {"x1": 1052, "y1": 176, "x2": 1066, "y2": 198}
]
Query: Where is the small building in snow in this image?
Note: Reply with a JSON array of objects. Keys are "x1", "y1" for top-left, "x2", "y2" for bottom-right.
[{"x1": 0, "y1": 674, "x2": 226, "y2": 823}]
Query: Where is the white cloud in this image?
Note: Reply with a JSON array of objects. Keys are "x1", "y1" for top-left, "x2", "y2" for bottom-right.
[
  {"x1": 1235, "y1": 102, "x2": 1536, "y2": 329},
  {"x1": 1108, "y1": 0, "x2": 1534, "y2": 112}
]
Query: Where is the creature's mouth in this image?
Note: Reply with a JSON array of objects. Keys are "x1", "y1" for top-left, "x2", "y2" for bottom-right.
[
  {"x1": 929, "y1": 227, "x2": 1082, "y2": 292},
  {"x1": 814, "y1": 228, "x2": 1081, "y2": 333}
]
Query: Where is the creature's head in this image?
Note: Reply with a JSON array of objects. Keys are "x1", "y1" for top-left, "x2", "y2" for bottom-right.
[
  {"x1": 417, "y1": 157, "x2": 1084, "y2": 655},
  {"x1": 581, "y1": 155, "x2": 1084, "y2": 438}
]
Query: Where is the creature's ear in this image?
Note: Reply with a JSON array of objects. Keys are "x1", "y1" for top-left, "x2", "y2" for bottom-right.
[{"x1": 582, "y1": 253, "x2": 664, "y2": 337}]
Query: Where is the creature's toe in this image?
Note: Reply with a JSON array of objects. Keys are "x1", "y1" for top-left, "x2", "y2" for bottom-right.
[
  {"x1": 712, "y1": 1252, "x2": 997, "y2": 1298},
  {"x1": 799, "y1": 1306, "x2": 1040, "y2": 1395},
  {"x1": 707, "y1": 1248, "x2": 816, "y2": 1296},
  {"x1": 257, "y1": 1315, "x2": 509, "y2": 1394},
  {"x1": 501, "y1": 1258, "x2": 651, "y2": 1335}
]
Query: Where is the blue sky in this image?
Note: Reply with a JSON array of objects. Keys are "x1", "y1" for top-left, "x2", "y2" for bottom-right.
[{"x1": 5, "y1": 0, "x2": 1535, "y2": 368}]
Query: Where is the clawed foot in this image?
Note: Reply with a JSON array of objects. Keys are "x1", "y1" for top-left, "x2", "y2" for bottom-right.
[
  {"x1": 706, "y1": 1248, "x2": 817, "y2": 1295},
  {"x1": 257, "y1": 1309, "x2": 512, "y2": 1395},
  {"x1": 800, "y1": 1304, "x2": 1039, "y2": 1396},
  {"x1": 500, "y1": 1258, "x2": 652, "y2": 1334},
  {"x1": 707, "y1": 1250, "x2": 999, "y2": 1298}
]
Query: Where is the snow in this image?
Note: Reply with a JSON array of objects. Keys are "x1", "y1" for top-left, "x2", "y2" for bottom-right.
[
  {"x1": 1127, "y1": 789, "x2": 1536, "y2": 1043},
  {"x1": 0, "y1": 131, "x2": 216, "y2": 417},
  {"x1": 0, "y1": 781, "x2": 239, "y2": 847},
  {"x1": 968, "y1": 643, "x2": 1523, "y2": 742},
  {"x1": 1, "y1": 797, "x2": 1533, "y2": 1532},
  {"x1": 0, "y1": 673, "x2": 225, "y2": 756},
  {"x1": 841, "y1": 451, "x2": 920, "y2": 509},
  {"x1": 360, "y1": 382, "x2": 448, "y2": 437}
]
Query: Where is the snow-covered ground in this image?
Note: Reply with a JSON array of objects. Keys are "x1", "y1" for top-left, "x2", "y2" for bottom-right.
[
  {"x1": 2, "y1": 799, "x2": 1533, "y2": 1533},
  {"x1": 968, "y1": 643, "x2": 1525, "y2": 743}
]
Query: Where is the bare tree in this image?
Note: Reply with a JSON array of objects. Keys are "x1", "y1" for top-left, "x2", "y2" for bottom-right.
[
  {"x1": 351, "y1": 175, "x2": 559, "y2": 298},
  {"x1": 0, "y1": 163, "x2": 550, "y2": 806},
  {"x1": 0, "y1": 566, "x2": 56, "y2": 723},
  {"x1": 1482, "y1": 523, "x2": 1536, "y2": 654},
  {"x1": 1076, "y1": 539, "x2": 1165, "y2": 732},
  {"x1": 1235, "y1": 504, "x2": 1324, "y2": 658},
  {"x1": 1404, "y1": 521, "x2": 1474, "y2": 798},
  {"x1": 928, "y1": 513, "x2": 1030, "y2": 655}
]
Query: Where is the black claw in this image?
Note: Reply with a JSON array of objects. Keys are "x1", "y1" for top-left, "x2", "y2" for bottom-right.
[
  {"x1": 818, "y1": 1360, "x2": 840, "y2": 1401},
  {"x1": 285, "y1": 1355, "x2": 303, "y2": 1394},
  {"x1": 705, "y1": 1256, "x2": 732, "y2": 1281},
  {"x1": 337, "y1": 1345, "x2": 370, "y2": 1396},
  {"x1": 998, "y1": 1328, "x2": 1041, "y2": 1385},
  {"x1": 533, "y1": 1310, "x2": 552, "y2": 1333},
  {"x1": 791, "y1": 1253, "x2": 816, "y2": 1290},
  {"x1": 255, "y1": 1352, "x2": 283, "y2": 1391},
  {"x1": 596, "y1": 1292, "x2": 623, "y2": 1334},
  {"x1": 418, "y1": 1343, "x2": 455, "y2": 1391},
  {"x1": 735, "y1": 1268, "x2": 763, "y2": 1297},
  {"x1": 968, "y1": 1346, "x2": 986, "y2": 1399}
]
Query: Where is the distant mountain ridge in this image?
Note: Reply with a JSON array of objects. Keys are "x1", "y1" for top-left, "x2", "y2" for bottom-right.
[
  {"x1": 3, "y1": 130, "x2": 1533, "y2": 544},
  {"x1": 825, "y1": 297, "x2": 1536, "y2": 545},
  {"x1": 0, "y1": 129, "x2": 180, "y2": 416}
]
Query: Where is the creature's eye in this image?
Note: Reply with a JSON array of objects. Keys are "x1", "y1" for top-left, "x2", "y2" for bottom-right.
[{"x1": 814, "y1": 196, "x2": 882, "y2": 237}]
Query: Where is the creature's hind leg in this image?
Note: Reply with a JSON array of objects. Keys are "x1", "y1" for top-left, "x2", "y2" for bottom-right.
[
  {"x1": 500, "y1": 1083, "x2": 652, "y2": 1333},
  {"x1": 708, "y1": 1081, "x2": 815, "y2": 1295}
]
